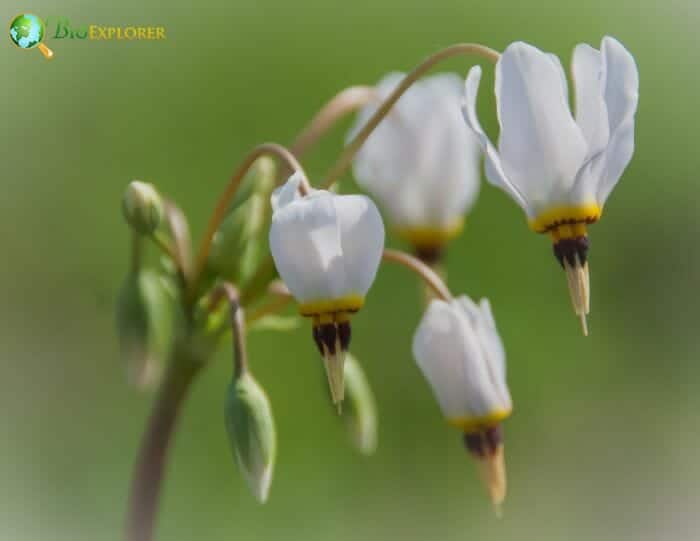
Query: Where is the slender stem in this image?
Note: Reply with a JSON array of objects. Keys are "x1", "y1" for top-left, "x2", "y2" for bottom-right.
[
  {"x1": 230, "y1": 300, "x2": 248, "y2": 378},
  {"x1": 289, "y1": 86, "x2": 377, "y2": 157},
  {"x1": 246, "y1": 295, "x2": 292, "y2": 325},
  {"x1": 189, "y1": 143, "x2": 312, "y2": 301},
  {"x1": 382, "y1": 248, "x2": 453, "y2": 302},
  {"x1": 125, "y1": 351, "x2": 201, "y2": 541},
  {"x1": 321, "y1": 43, "x2": 500, "y2": 189},
  {"x1": 208, "y1": 283, "x2": 248, "y2": 376},
  {"x1": 151, "y1": 232, "x2": 180, "y2": 263},
  {"x1": 245, "y1": 281, "x2": 292, "y2": 325},
  {"x1": 131, "y1": 231, "x2": 143, "y2": 273}
]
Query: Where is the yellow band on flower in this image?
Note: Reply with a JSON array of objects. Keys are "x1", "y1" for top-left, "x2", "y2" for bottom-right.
[
  {"x1": 447, "y1": 408, "x2": 512, "y2": 432},
  {"x1": 528, "y1": 204, "x2": 602, "y2": 234},
  {"x1": 299, "y1": 294, "x2": 365, "y2": 317},
  {"x1": 548, "y1": 222, "x2": 589, "y2": 242},
  {"x1": 393, "y1": 218, "x2": 464, "y2": 249}
]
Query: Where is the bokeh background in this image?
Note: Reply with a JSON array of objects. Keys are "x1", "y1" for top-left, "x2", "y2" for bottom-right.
[{"x1": 3, "y1": 0, "x2": 699, "y2": 539}]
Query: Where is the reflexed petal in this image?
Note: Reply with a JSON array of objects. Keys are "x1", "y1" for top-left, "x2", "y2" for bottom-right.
[
  {"x1": 495, "y1": 42, "x2": 588, "y2": 210},
  {"x1": 596, "y1": 36, "x2": 639, "y2": 203},
  {"x1": 601, "y1": 37, "x2": 639, "y2": 134},
  {"x1": 462, "y1": 66, "x2": 529, "y2": 212},
  {"x1": 332, "y1": 194, "x2": 385, "y2": 297},
  {"x1": 572, "y1": 44, "x2": 609, "y2": 160},
  {"x1": 269, "y1": 189, "x2": 346, "y2": 303},
  {"x1": 412, "y1": 299, "x2": 507, "y2": 420}
]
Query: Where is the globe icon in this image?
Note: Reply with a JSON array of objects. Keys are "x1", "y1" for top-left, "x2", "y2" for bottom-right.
[{"x1": 9, "y1": 13, "x2": 54, "y2": 59}]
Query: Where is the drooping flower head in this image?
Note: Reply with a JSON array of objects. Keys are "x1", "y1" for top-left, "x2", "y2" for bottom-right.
[
  {"x1": 349, "y1": 73, "x2": 482, "y2": 262},
  {"x1": 269, "y1": 173, "x2": 385, "y2": 408},
  {"x1": 413, "y1": 295, "x2": 511, "y2": 508},
  {"x1": 463, "y1": 37, "x2": 639, "y2": 334}
]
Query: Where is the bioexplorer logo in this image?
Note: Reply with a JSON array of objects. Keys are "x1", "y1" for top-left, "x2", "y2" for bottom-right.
[
  {"x1": 9, "y1": 14, "x2": 53, "y2": 58},
  {"x1": 8, "y1": 13, "x2": 167, "y2": 60}
]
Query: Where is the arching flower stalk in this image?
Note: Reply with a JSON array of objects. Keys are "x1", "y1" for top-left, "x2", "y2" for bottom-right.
[
  {"x1": 462, "y1": 37, "x2": 639, "y2": 335},
  {"x1": 413, "y1": 296, "x2": 512, "y2": 511},
  {"x1": 348, "y1": 73, "x2": 482, "y2": 264},
  {"x1": 269, "y1": 173, "x2": 385, "y2": 410}
]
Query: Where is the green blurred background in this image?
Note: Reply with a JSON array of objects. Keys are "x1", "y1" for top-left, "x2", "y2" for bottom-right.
[{"x1": 2, "y1": 0, "x2": 699, "y2": 539}]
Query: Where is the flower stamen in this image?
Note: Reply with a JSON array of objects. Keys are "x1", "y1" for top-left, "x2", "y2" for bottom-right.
[
  {"x1": 463, "y1": 425, "x2": 507, "y2": 514},
  {"x1": 548, "y1": 223, "x2": 591, "y2": 336},
  {"x1": 311, "y1": 311, "x2": 354, "y2": 412}
]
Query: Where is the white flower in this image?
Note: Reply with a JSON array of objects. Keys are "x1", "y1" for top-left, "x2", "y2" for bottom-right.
[
  {"x1": 269, "y1": 173, "x2": 385, "y2": 407},
  {"x1": 413, "y1": 296, "x2": 511, "y2": 429},
  {"x1": 270, "y1": 173, "x2": 385, "y2": 316},
  {"x1": 412, "y1": 295, "x2": 511, "y2": 507},
  {"x1": 349, "y1": 73, "x2": 482, "y2": 250},
  {"x1": 462, "y1": 37, "x2": 638, "y2": 335},
  {"x1": 463, "y1": 36, "x2": 638, "y2": 231}
]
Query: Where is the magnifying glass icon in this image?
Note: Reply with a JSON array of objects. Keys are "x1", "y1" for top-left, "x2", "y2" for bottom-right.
[{"x1": 9, "y1": 13, "x2": 54, "y2": 59}]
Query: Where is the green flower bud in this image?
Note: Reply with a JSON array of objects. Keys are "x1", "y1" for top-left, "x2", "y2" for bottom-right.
[
  {"x1": 209, "y1": 158, "x2": 276, "y2": 285},
  {"x1": 122, "y1": 181, "x2": 163, "y2": 235},
  {"x1": 224, "y1": 372, "x2": 277, "y2": 503},
  {"x1": 116, "y1": 269, "x2": 173, "y2": 389},
  {"x1": 342, "y1": 353, "x2": 378, "y2": 456}
]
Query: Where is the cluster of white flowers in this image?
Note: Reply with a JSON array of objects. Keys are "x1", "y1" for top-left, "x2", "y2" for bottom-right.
[{"x1": 266, "y1": 36, "x2": 637, "y2": 507}]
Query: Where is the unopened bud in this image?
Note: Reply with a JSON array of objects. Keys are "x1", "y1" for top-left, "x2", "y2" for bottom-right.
[
  {"x1": 209, "y1": 158, "x2": 277, "y2": 285},
  {"x1": 224, "y1": 372, "x2": 277, "y2": 503},
  {"x1": 342, "y1": 353, "x2": 378, "y2": 455},
  {"x1": 122, "y1": 181, "x2": 163, "y2": 235},
  {"x1": 116, "y1": 269, "x2": 173, "y2": 390}
]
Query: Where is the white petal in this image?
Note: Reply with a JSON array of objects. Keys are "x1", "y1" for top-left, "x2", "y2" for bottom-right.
[
  {"x1": 572, "y1": 43, "x2": 610, "y2": 160},
  {"x1": 596, "y1": 36, "x2": 639, "y2": 204},
  {"x1": 332, "y1": 194, "x2": 385, "y2": 297},
  {"x1": 269, "y1": 190, "x2": 346, "y2": 303},
  {"x1": 462, "y1": 66, "x2": 529, "y2": 212},
  {"x1": 459, "y1": 297, "x2": 511, "y2": 410},
  {"x1": 349, "y1": 72, "x2": 420, "y2": 205},
  {"x1": 416, "y1": 74, "x2": 482, "y2": 224},
  {"x1": 271, "y1": 172, "x2": 302, "y2": 212},
  {"x1": 351, "y1": 73, "x2": 481, "y2": 228},
  {"x1": 548, "y1": 53, "x2": 569, "y2": 101},
  {"x1": 495, "y1": 42, "x2": 588, "y2": 212},
  {"x1": 412, "y1": 299, "x2": 509, "y2": 420}
]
